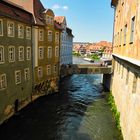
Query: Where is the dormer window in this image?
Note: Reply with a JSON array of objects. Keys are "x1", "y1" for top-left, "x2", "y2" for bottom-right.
[{"x1": 46, "y1": 15, "x2": 53, "y2": 25}]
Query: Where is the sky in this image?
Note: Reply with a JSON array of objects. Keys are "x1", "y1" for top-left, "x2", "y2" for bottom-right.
[{"x1": 40, "y1": 0, "x2": 114, "y2": 43}]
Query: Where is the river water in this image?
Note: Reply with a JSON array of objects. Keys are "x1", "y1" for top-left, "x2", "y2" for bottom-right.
[{"x1": 0, "y1": 57, "x2": 122, "y2": 140}]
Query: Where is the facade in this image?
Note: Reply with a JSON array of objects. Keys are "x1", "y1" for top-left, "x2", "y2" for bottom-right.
[
  {"x1": 0, "y1": 1, "x2": 33, "y2": 124},
  {"x1": 111, "y1": 0, "x2": 140, "y2": 140},
  {"x1": 55, "y1": 16, "x2": 73, "y2": 65}
]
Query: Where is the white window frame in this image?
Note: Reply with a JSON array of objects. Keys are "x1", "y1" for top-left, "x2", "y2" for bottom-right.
[
  {"x1": 18, "y1": 24, "x2": 24, "y2": 38},
  {"x1": 0, "y1": 19, "x2": 3, "y2": 36},
  {"x1": 55, "y1": 46, "x2": 59, "y2": 57},
  {"x1": 38, "y1": 67, "x2": 43, "y2": 78},
  {"x1": 26, "y1": 26, "x2": 31, "y2": 39},
  {"x1": 7, "y1": 21, "x2": 15, "y2": 37},
  {"x1": 8, "y1": 46, "x2": 15, "y2": 62},
  {"x1": 15, "y1": 70, "x2": 21, "y2": 84},
  {"x1": 38, "y1": 46, "x2": 44, "y2": 60},
  {"x1": 48, "y1": 30, "x2": 52, "y2": 42},
  {"x1": 39, "y1": 29, "x2": 44, "y2": 41},
  {"x1": 47, "y1": 65, "x2": 51, "y2": 75},
  {"x1": 18, "y1": 46, "x2": 24, "y2": 61},
  {"x1": 0, "y1": 74, "x2": 7, "y2": 90},
  {"x1": 26, "y1": 46, "x2": 31, "y2": 60},
  {"x1": 24, "y1": 68, "x2": 30, "y2": 81},
  {"x1": 48, "y1": 46, "x2": 52, "y2": 58},
  {"x1": 0, "y1": 46, "x2": 4, "y2": 64}
]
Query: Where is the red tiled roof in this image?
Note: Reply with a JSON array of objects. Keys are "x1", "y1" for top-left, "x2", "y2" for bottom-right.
[
  {"x1": 0, "y1": 1, "x2": 33, "y2": 24},
  {"x1": 54, "y1": 16, "x2": 65, "y2": 24}
]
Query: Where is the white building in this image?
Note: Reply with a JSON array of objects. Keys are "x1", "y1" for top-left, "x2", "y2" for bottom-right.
[{"x1": 54, "y1": 16, "x2": 73, "y2": 65}]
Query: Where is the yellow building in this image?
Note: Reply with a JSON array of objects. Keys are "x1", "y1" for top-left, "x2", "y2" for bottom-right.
[
  {"x1": 111, "y1": 0, "x2": 140, "y2": 140},
  {"x1": 32, "y1": 5, "x2": 62, "y2": 95}
]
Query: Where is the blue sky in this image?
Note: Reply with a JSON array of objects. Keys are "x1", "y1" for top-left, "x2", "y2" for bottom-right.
[{"x1": 40, "y1": 0, "x2": 114, "y2": 43}]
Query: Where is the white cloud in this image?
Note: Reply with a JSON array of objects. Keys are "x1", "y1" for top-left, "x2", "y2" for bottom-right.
[
  {"x1": 52, "y1": 4, "x2": 69, "y2": 11},
  {"x1": 52, "y1": 4, "x2": 60, "y2": 9},
  {"x1": 62, "y1": 6, "x2": 69, "y2": 10}
]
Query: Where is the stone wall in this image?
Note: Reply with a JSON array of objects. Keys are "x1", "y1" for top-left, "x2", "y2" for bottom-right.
[{"x1": 112, "y1": 57, "x2": 140, "y2": 140}]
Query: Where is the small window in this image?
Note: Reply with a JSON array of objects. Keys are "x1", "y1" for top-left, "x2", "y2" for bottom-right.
[
  {"x1": 120, "y1": 29, "x2": 122, "y2": 46},
  {"x1": 54, "y1": 65, "x2": 57, "y2": 73},
  {"x1": 47, "y1": 65, "x2": 51, "y2": 75},
  {"x1": 7, "y1": 21, "x2": 14, "y2": 37},
  {"x1": 50, "y1": 17, "x2": 54, "y2": 25},
  {"x1": 18, "y1": 24, "x2": 24, "y2": 38},
  {"x1": 48, "y1": 46, "x2": 52, "y2": 58},
  {"x1": 18, "y1": 46, "x2": 24, "y2": 61},
  {"x1": 55, "y1": 32, "x2": 59, "y2": 42},
  {"x1": 130, "y1": 16, "x2": 135, "y2": 43},
  {"x1": 38, "y1": 46, "x2": 44, "y2": 59},
  {"x1": 0, "y1": 19, "x2": 3, "y2": 36},
  {"x1": 8, "y1": 46, "x2": 15, "y2": 62},
  {"x1": 124, "y1": 24, "x2": 127, "y2": 45},
  {"x1": 39, "y1": 29, "x2": 44, "y2": 41},
  {"x1": 0, "y1": 74, "x2": 7, "y2": 90},
  {"x1": 132, "y1": 73, "x2": 138, "y2": 93},
  {"x1": 38, "y1": 67, "x2": 43, "y2": 78},
  {"x1": 55, "y1": 46, "x2": 59, "y2": 57},
  {"x1": 48, "y1": 31, "x2": 52, "y2": 42},
  {"x1": 15, "y1": 70, "x2": 21, "y2": 84},
  {"x1": 26, "y1": 26, "x2": 31, "y2": 39},
  {"x1": 26, "y1": 46, "x2": 31, "y2": 60},
  {"x1": 0, "y1": 46, "x2": 4, "y2": 64},
  {"x1": 24, "y1": 68, "x2": 30, "y2": 81}
]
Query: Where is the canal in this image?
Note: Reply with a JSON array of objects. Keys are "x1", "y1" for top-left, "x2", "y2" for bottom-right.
[{"x1": 0, "y1": 57, "x2": 122, "y2": 140}]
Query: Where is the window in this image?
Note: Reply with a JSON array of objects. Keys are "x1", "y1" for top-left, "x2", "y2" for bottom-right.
[
  {"x1": 55, "y1": 46, "x2": 59, "y2": 57},
  {"x1": 47, "y1": 65, "x2": 51, "y2": 75},
  {"x1": 15, "y1": 70, "x2": 21, "y2": 84},
  {"x1": 24, "y1": 68, "x2": 30, "y2": 81},
  {"x1": 38, "y1": 46, "x2": 44, "y2": 59},
  {"x1": 26, "y1": 26, "x2": 31, "y2": 39},
  {"x1": 54, "y1": 65, "x2": 57, "y2": 73},
  {"x1": 124, "y1": 24, "x2": 127, "y2": 45},
  {"x1": 130, "y1": 16, "x2": 135, "y2": 43},
  {"x1": 38, "y1": 67, "x2": 43, "y2": 78},
  {"x1": 48, "y1": 31, "x2": 52, "y2": 42},
  {"x1": 26, "y1": 47, "x2": 31, "y2": 60},
  {"x1": 39, "y1": 29, "x2": 44, "y2": 41},
  {"x1": 18, "y1": 46, "x2": 24, "y2": 61},
  {"x1": 8, "y1": 46, "x2": 15, "y2": 62},
  {"x1": 132, "y1": 73, "x2": 138, "y2": 93},
  {"x1": 0, "y1": 19, "x2": 3, "y2": 36},
  {"x1": 46, "y1": 15, "x2": 50, "y2": 24},
  {"x1": 120, "y1": 29, "x2": 122, "y2": 46},
  {"x1": 0, "y1": 74, "x2": 7, "y2": 90},
  {"x1": 126, "y1": 68, "x2": 129, "y2": 85},
  {"x1": 18, "y1": 24, "x2": 24, "y2": 38},
  {"x1": 0, "y1": 46, "x2": 4, "y2": 64},
  {"x1": 7, "y1": 21, "x2": 14, "y2": 37},
  {"x1": 55, "y1": 32, "x2": 59, "y2": 42},
  {"x1": 48, "y1": 46, "x2": 52, "y2": 58},
  {"x1": 50, "y1": 17, "x2": 54, "y2": 25}
]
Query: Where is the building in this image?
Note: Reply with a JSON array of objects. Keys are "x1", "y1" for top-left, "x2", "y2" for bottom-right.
[
  {"x1": 111, "y1": 0, "x2": 140, "y2": 139},
  {"x1": 55, "y1": 16, "x2": 73, "y2": 65},
  {"x1": 0, "y1": 1, "x2": 33, "y2": 124},
  {"x1": 7, "y1": 0, "x2": 62, "y2": 96}
]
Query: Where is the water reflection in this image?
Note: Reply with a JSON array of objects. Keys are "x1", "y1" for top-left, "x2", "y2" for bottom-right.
[{"x1": 0, "y1": 74, "x2": 122, "y2": 140}]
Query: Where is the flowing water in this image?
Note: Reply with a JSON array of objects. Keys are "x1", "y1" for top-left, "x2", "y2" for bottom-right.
[{"x1": 0, "y1": 57, "x2": 122, "y2": 140}]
